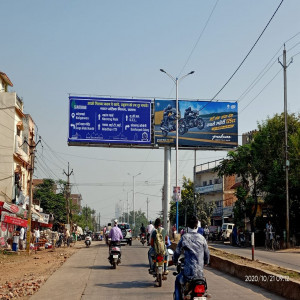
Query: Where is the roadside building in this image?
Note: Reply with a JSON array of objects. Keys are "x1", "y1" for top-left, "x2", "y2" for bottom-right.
[
  {"x1": 194, "y1": 159, "x2": 238, "y2": 227},
  {"x1": 0, "y1": 71, "x2": 40, "y2": 248}
]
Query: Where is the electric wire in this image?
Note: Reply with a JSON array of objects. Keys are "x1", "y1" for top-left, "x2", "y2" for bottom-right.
[
  {"x1": 178, "y1": 0, "x2": 220, "y2": 78},
  {"x1": 198, "y1": 0, "x2": 284, "y2": 113},
  {"x1": 237, "y1": 46, "x2": 283, "y2": 102},
  {"x1": 239, "y1": 68, "x2": 282, "y2": 114}
]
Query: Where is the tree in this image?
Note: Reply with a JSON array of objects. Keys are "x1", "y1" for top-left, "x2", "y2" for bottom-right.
[
  {"x1": 254, "y1": 113, "x2": 300, "y2": 235},
  {"x1": 33, "y1": 179, "x2": 67, "y2": 227},
  {"x1": 122, "y1": 209, "x2": 148, "y2": 236},
  {"x1": 169, "y1": 177, "x2": 215, "y2": 229},
  {"x1": 72, "y1": 206, "x2": 96, "y2": 232},
  {"x1": 215, "y1": 145, "x2": 261, "y2": 232},
  {"x1": 216, "y1": 113, "x2": 300, "y2": 236}
]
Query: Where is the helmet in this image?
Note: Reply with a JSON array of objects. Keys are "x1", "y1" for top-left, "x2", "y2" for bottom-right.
[
  {"x1": 167, "y1": 104, "x2": 172, "y2": 110},
  {"x1": 149, "y1": 220, "x2": 152, "y2": 224},
  {"x1": 114, "y1": 219, "x2": 118, "y2": 224}
]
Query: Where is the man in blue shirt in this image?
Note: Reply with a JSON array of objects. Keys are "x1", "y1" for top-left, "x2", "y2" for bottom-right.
[{"x1": 173, "y1": 215, "x2": 209, "y2": 300}]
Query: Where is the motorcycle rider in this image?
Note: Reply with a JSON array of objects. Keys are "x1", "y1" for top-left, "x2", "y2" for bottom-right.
[
  {"x1": 173, "y1": 215, "x2": 210, "y2": 300},
  {"x1": 140, "y1": 223, "x2": 146, "y2": 239},
  {"x1": 108, "y1": 219, "x2": 123, "y2": 257},
  {"x1": 148, "y1": 218, "x2": 169, "y2": 275},
  {"x1": 184, "y1": 106, "x2": 193, "y2": 124},
  {"x1": 162, "y1": 104, "x2": 174, "y2": 128},
  {"x1": 146, "y1": 220, "x2": 154, "y2": 246}
]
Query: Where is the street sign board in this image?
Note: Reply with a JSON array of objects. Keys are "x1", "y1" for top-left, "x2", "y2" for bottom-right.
[
  {"x1": 68, "y1": 96, "x2": 152, "y2": 145},
  {"x1": 154, "y1": 100, "x2": 238, "y2": 148}
]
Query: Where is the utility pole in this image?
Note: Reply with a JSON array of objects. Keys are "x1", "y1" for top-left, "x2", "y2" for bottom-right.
[
  {"x1": 85, "y1": 204, "x2": 88, "y2": 229},
  {"x1": 127, "y1": 192, "x2": 129, "y2": 223},
  {"x1": 63, "y1": 162, "x2": 73, "y2": 226},
  {"x1": 98, "y1": 213, "x2": 101, "y2": 231},
  {"x1": 146, "y1": 198, "x2": 150, "y2": 220},
  {"x1": 25, "y1": 136, "x2": 41, "y2": 253},
  {"x1": 278, "y1": 44, "x2": 293, "y2": 248}
]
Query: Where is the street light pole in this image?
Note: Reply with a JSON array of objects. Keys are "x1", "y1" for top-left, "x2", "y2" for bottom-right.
[
  {"x1": 128, "y1": 172, "x2": 141, "y2": 231},
  {"x1": 160, "y1": 69, "x2": 195, "y2": 232}
]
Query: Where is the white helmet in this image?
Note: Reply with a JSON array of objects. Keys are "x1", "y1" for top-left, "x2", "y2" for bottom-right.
[{"x1": 114, "y1": 219, "x2": 118, "y2": 225}]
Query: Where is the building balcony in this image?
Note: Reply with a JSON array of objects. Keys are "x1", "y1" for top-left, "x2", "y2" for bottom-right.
[{"x1": 14, "y1": 135, "x2": 29, "y2": 163}]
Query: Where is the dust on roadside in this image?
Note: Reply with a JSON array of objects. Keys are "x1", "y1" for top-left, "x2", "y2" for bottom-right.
[{"x1": 0, "y1": 241, "x2": 85, "y2": 299}]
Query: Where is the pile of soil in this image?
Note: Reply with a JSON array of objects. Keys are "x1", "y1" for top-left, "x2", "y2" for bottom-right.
[{"x1": 0, "y1": 241, "x2": 83, "y2": 299}]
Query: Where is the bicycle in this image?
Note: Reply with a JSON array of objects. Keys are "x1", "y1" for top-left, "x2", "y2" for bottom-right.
[{"x1": 265, "y1": 232, "x2": 280, "y2": 251}]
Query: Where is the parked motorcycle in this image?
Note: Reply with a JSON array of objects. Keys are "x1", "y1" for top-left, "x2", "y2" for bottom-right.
[
  {"x1": 178, "y1": 109, "x2": 205, "y2": 135},
  {"x1": 238, "y1": 231, "x2": 246, "y2": 247},
  {"x1": 109, "y1": 241, "x2": 121, "y2": 269},
  {"x1": 173, "y1": 254, "x2": 208, "y2": 300},
  {"x1": 85, "y1": 235, "x2": 92, "y2": 247},
  {"x1": 140, "y1": 233, "x2": 146, "y2": 246}
]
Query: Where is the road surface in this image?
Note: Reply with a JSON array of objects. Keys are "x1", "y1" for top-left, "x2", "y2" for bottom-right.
[{"x1": 31, "y1": 240, "x2": 286, "y2": 300}]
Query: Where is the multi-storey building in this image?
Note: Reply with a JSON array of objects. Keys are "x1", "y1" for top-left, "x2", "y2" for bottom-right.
[
  {"x1": 0, "y1": 71, "x2": 35, "y2": 205},
  {"x1": 70, "y1": 193, "x2": 82, "y2": 212},
  {"x1": 194, "y1": 159, "x2": 238, "y2": 226}
]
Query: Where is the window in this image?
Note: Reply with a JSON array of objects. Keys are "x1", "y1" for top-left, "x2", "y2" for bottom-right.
[
  {"x1": 203, "y1": 181, "x2": 207, "y2": 186},
  {"x1": 209, "y1": 180, "x2": 212, "y2": 185}
]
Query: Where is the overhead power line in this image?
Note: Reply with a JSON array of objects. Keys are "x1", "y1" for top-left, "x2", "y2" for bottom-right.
[
  {"x1": 178, "y1": 0, "x2": 220, "y2": 77},
  {"x1": 196, "y1": 0, "x2": 285, "y2": 115}
]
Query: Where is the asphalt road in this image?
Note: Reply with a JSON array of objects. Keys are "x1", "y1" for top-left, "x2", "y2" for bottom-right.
[
  {"x1": 31, "y1": 240, "x2": 286, "y2": 300},
  {"x1": 209, "y1": 242, "x2": 300, "y2": 272}
]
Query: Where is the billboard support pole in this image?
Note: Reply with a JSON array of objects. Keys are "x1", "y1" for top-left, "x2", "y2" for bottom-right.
[
  {"x1": 160, "y1": 69, "x2": 194, "y2": 232},
  {"x1": 163, "y1": 147, "x2": 171, "y2": 234}
]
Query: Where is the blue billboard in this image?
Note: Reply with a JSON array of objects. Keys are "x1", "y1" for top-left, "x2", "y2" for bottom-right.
[
  {"x1": 68, "y1": 97, "x2": 151, "y2": 145},
  {"x1": 154, "y1": 100, "x2": 238, "y2": 148}
]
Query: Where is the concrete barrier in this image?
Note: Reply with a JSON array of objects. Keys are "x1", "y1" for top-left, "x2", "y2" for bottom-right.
[
  {"x1": 171, "y1": 241, "x2": 300, "y2": 299},
  {"x1": 210, "y1": 252, "x2": 300, "y2": 300}
]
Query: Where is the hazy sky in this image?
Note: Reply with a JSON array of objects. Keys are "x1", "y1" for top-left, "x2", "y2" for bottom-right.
[{"x1": 1, "y1": 1, "x2": 300, "y2": 225}]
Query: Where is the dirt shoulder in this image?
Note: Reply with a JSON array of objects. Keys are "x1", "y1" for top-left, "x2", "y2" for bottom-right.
[{"x1": 0, "y1": 241, "x2": 85, "y2": 300}]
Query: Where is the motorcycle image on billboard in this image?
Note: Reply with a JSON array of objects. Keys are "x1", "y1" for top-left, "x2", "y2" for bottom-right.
[{"x1": 154, "y1": 100, "x2": 238, "y2": 149}]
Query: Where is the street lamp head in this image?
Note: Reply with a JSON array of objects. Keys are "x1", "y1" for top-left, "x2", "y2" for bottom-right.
[
  {"x1": 160, "y1": 69, "x2": 166, "y2": 73},
  {"x1": 189, "y1": 71, "x2": 195, "y2": 75}
]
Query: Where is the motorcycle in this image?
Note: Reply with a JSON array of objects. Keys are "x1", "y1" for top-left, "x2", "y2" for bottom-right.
[
  {"x1": 140, "y1": 233, "x2": 146, "y2": 246},
  {"x1": 173, "y1": 254, "x2": 208, "y2": 300},
  {"x1": 238, "y1": 231, "x2": 246, "y2": 247},
  {"x1": 178, "y1": 109, "x2": 205, "y2": 135},
  {"x1": 85, "y1": 235, "x2": 92, "y2": 247},
  {"x1": 160, "y1": 108, "x2": 177, "y2": 137},
  {"x1": 108, "y1": 241, "x2": 121, "y2": 269},
  {"x1": 152, "y1": 253, "x2": 168, "y2": 287}
]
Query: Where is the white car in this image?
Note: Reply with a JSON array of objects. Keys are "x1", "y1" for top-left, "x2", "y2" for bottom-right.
[{"x1": 221, "y1": 223, "x2": 235, "y2": 240}]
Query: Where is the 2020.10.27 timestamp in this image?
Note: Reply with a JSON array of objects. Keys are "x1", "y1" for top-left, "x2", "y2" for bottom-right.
[{"x1": 245, "y1": 275, "x2": 289, "y2": 282}]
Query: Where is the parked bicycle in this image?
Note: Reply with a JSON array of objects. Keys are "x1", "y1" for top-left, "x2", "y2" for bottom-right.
[{"x1": 265, "y1": 231, "x2": 280, "y2": 251}]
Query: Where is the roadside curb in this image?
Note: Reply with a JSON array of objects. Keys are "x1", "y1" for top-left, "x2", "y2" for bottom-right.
[{"x1": 209, "y1": 250, "x2": 300, "y2": 300}]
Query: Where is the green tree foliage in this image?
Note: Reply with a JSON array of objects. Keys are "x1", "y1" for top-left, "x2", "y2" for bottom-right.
[
  {"x1": 215, "y1": 144, "x2": 261, "y2": 232},
  {"x1": 216, "y1": 113, "x2": 300, "y2": 235},
  {"x1": 169, "y1": 177, "x2": 215, "y2": 229},
  {"x1": 122, "y1": 209, "x2": 148, "y2": 236},
  {"x1": 33, "y1": 179, "x2": 67, "y2": 227},
  {"x1": 254, "y1": 113, "x2": 300, "y2": 234},
  {"x1": 73, "y1": 206, "x2": 96, "y2": 232}
]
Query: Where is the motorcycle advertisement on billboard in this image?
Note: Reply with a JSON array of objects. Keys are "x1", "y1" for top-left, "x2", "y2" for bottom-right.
[{"x1": 154, "y1": 100, "x2": 238, "y2": 149}]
